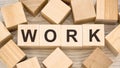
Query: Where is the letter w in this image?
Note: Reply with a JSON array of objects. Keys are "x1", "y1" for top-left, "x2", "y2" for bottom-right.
[{"x1": 21, "y1": 29, "x2": 37, "y2": 42}]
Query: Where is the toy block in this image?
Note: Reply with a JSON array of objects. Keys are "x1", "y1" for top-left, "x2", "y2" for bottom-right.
[
  {"x1": 40, "y1": 25, "x2": 61, "y2": 48},
  {"x1": 1, "y1": 2, "x2": 27, "y2": 31},
  {"x1": 71, "y1": 0, "x2": 96, "y2": 24},
  {"x1": 82, "y1": 24, "x2": 104, "y2": 48},
  {"x1": 61, "y1": 25, "x2": 82, "y2": 49},
  {"x1": 41, "y1": 0, "x2": 71, "y2": 24},
  {"x1": 96, "y1": 0, "x2": 118, "y2": 24},
  {"x1": 0, "y1": 21, "x2": 12, "y2": 47},
  {"x1": 20, "y1": 0, "x2": 47, "y2": 16},
  {"x1": 105, "y1": 25, "x2": 120, "y2": 56},
  {"x1": 82, "y1": 48, "x2": 113, "y2": 68},
  {"x1": 18, "y1": 24, "x2": 40, "y2": 48},
  {"x1": 17, "y1": 57, "x2": 41, "y2": 68},
  {"x1": 42, "y1": 47, "x2": 73, "y2": 68},
  {"x1": 0, "y1": 40, "x2": 26, "y2": 68}
]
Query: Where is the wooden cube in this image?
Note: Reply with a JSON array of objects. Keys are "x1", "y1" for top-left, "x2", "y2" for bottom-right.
[
  {"x1": 96, "y1": 0, "x2": 118, "y2": 24},
  {"x1": 71, "y1": 0, "x2": 96, "y2": 24},
  {"x1": 82, "y1": 24, "x2": 104, "y2": 48},
  {"x1": 20, "y1": 0, "x2": 47, "y2": 16},
  {"x1": 41, "y1": 0, "x2": 71, "y2": 24},
  {"x1": 105, "y1": 25, "x2": 120, "y2": 56},
  {"x1": 1, "y1": 2, "x2": 27, "y2": 31},
  {"x1": 0, "y1": 21, "x2": 12, "y2": 47},
  {"x1": 40, "y1": 25, "x2": 61, "y2": 48},
  {"x1": 18, "y1": 24, "x2": 40, "y2": 48},
  {"x1": 42, "y1": 47, "x2": 73, "y2": 68},
  {"x1": 82, "y1": 48, "x2": 113, "y2": 68},
  {"x1": 0, "y1": 40, "x2": 26, "y2": 68},
  {"x1": 61, "y1": 25, "x2": 82, "y2": 49},
  {"x1": 17, "y1": 57, "x2": 41, "y2": 68}
]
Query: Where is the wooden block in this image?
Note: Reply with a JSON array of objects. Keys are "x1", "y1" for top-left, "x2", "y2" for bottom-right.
[
  {"x1": 17, "y1": 57, "x2": 41, "y2": 68},
  {"x1": 0, "y1": 0, "x2": 18, "y2": 21},
  {"x1": 96, "y1": 0, "x2": 118, "y2": 23},
  {"x1": 61, "y1": 25, "x2": 82, "y2": 49},
  {"x1": 1, "y1": 2, "x2": 27, "y2": 31},
  {"x1": 20, "y1": 0, "x2": 47, "y2": 16},
  {"x1": 105, "y1": 25, "x2": 120, "y2": 56},
  {"x1": 0, "y1": 40, "x2": 26, "y2": 68},
  {"x1": 18, "y1": 24, "x2": 40, "y2": 48},
  {"x1": 42, "y1": 47, "x2": 73, "y2": 68},
  {"x1": 0, "y1": 21, "x2": 12, "y2": 47},
  {"x1": 40, "y1": 25, "x2": 61, "y2": 48},
  {"x1": 71, "y1": 0, "x2": 96, "y2": 24},
  {"x1": 41, "y1": 0, "x2": 71, "y2": 24},
  {"x1": 82, "y1": 24, "x2": 104, "y2": 48},
  {"x1": 82, "y1": 48, "x2": 113, "y2": 68}
]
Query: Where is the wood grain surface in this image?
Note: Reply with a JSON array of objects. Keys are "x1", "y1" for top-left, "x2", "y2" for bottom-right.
[{"x1": 0, "y1": 0, "x2": 120, "y2": 68}]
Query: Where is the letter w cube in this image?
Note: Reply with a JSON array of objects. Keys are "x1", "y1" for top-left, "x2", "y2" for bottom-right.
[{"x1": 18, "y1": 24, "x2": 40, "y2": 48}]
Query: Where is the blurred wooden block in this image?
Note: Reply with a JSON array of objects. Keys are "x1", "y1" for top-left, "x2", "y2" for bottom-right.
[
  {"x1": 71, "y1": 0, "x2": 95, "y2": 24},
  {"x1": 42, "y1": 47, "x2": 73, "y2": 68},
  {"x1": 1, "y1": 2, "x2": 27, "y2": 31},
  {"x1": 96, "y1": 0, "x2": 118, "y2": 24},
  {"x1": 0, "y1": 40, "x2": 26, "y2": 68},
  {"x1": 0, "y1": 21, "x2": 12, "y2": 47},
  {"x1": 106, "y1": 25, "x2": 120, "y2": 56},
  {"x1": 40, "y1": 25, "x2": 61, "y2": 48},
  {"x1": 41, "y1": 0, "x2": 71, "y2": 24},
  {"x1": 17, "y1": 57, "x2": 41, "y2": 68},
  {"x1": 61, "y1": 25, "x2": 82, "y2": 49},
  {"x1": 82, "y1": 24, "x2": 104, "y2": 48},
  {"x1": 18, "y1": 24, "x2": 40, "y2": 48},
  {"x1": 20, "y1": 0, "x2": 47, "y2": 16},
  {"x1": 82, "y1": 48, "x2": 113, "y2": 68}
]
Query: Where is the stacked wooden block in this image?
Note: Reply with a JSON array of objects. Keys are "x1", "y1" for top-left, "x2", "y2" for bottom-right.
[{"x1": 0, "y1": 0, "x2": 119, "y2": 68}]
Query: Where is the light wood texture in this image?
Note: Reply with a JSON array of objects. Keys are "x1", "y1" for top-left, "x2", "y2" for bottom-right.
[
  {"x1": 1, "y1": 2, "x2": 27, "y2": 30},
  {"x1": 40, "y1": 25, "x2": 61, "y2": 48},
  {"x1": 18, "y1": 24, "x2": 40, "y2": 48},
  {"x1": 0, "y1": 21, "x2": 12, "y2": 47},
  {"x1": 17, "y1": 57, "x2": 41, "y2": 68},
  {"x1": 41, "y1": 0, "x2": 71, "y2": 24},
  {"x1": 71, "y1": 0, "x2": 96, "y2": 24},
  {"x1": 82, "y1": 48, "x2": 113, "y2": 68},
  {"x1": 42, "y1": 47, "x2": 73, "y2": 68},
  {"x1": 61, "y1": 25, "x2": 82, "y2": 49},
  {"x1": 96, "y1": 0, "x2": 118, "y2": 23},
  {"x1": 105, "y1": 25, "x2": 120, "y2": 56},
  {"x1": 0, "y1": 0, "x2": 120, "y2": 68},
  {"x1": 20, "y1": 0, "x2": 47, "y2": 16},
  {"x1": 0, "y1": 40, "x2": 26, "y2": 68},
  {"x1": 82, "y1": 24, "x2": 104, "y2": 48}
]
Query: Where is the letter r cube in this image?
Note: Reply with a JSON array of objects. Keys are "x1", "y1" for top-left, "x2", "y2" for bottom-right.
[{"x1": 82, "y1": 24, "x2": 104, "y2": 48}]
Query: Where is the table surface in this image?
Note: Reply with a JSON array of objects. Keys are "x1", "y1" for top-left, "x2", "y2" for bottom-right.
[{"x1": 0, "y1": 0, "x2": 120, "y2": 68}]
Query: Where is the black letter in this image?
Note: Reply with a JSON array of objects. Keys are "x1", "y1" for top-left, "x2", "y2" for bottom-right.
[
  {"x1": 45, "y1": 29, "x2": 56, "y2": 42},
  {"x1": 89, "y1": 29, "x2": 100, "y2": 42},
  {"x1": 67, "y1": 29, "x2": 78, "y2": 42},
  {"x1": 21, "y1": 29, "x2": 37, "y2": 42}
]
